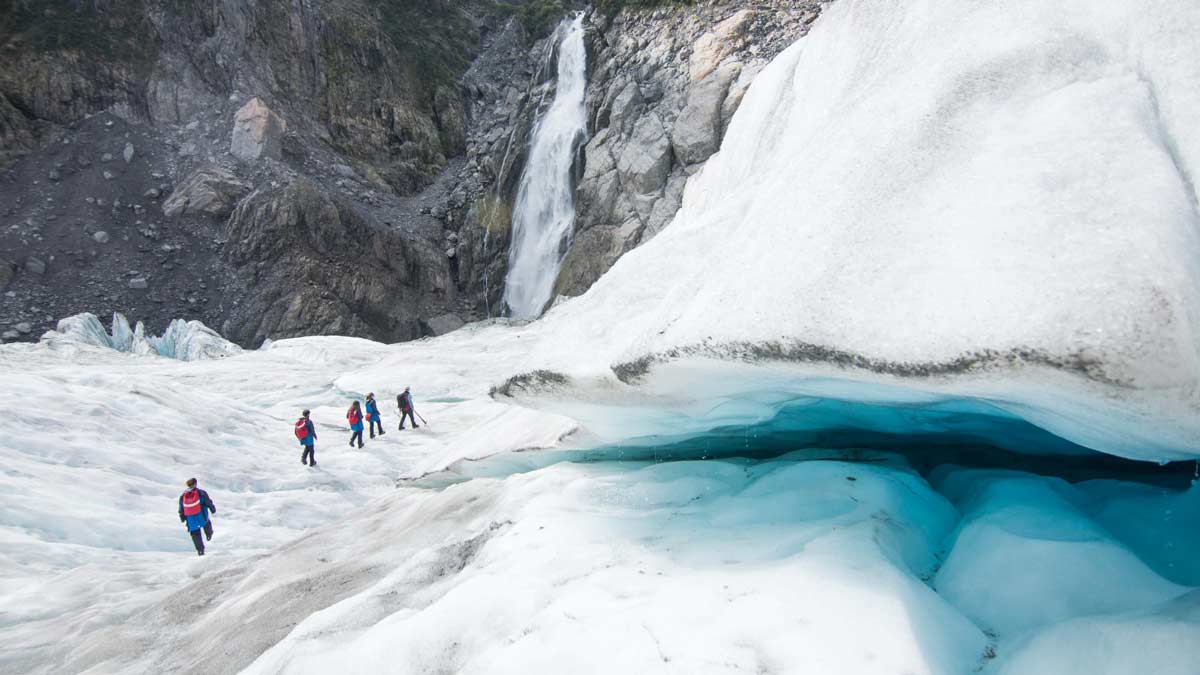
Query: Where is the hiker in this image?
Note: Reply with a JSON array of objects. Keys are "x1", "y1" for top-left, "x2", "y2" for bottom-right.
[
  {"x1": 178, "y1": 478, "x2": 216, "y2": 556},
  {"x1": 296, "y1": 409, "x2": 317, "y2": 467},
  {"x1": 365, "y1": 392, "x2": 385, "y2": 439},
  {"x1": 347, "y1": 400, "x2": 365, "y2": 448},
  {"x1": 397, "y1": 386, "x2": 419, "y2": 429}
]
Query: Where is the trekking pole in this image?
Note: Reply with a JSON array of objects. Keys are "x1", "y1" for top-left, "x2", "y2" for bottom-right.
[{"x1": 416, "y1": 410, "x2": 428, "y2": 427}]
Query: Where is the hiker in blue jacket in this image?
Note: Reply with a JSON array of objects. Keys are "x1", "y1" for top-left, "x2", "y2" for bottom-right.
[
  {"x1": 296, "y1": 409, "x2": 317, "y2": 467},
  {"x1": 365, "y1": 392, "x2": 385, "y2": 439},
  {"x1": 347, "y1": 400, "x2": 365, "y2": 448},
  {"x1": 178, "y1": 477, "x2": 217, "y2": 556}
]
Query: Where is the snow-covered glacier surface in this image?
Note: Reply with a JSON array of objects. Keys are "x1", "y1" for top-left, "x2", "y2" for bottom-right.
[
  {"x1": 1, "y1": 326, "x2": 1197, "y2": 674},
  {"x1": 4, "y1": 0, "x2": 1200, "y2": 672}
]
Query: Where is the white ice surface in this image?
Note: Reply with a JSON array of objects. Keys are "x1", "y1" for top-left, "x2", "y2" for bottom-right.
[
  {"x1": 2, "y1": 328, "x2": 1197, "y2": 674},
  {"x1": 991, "y1": 590, "x2": 1200, "y2": 675},
  {"x1": 931, "y1": 468, "x2": 1188, "y2": 635}
]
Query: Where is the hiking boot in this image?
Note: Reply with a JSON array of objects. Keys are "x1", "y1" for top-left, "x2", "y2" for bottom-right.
[
  {"x1": 197, "y1": 550, "x2": 204, "y2": 557},
  {"x1": 358, "y1": 442, "x2": 364, "y2": 449}
]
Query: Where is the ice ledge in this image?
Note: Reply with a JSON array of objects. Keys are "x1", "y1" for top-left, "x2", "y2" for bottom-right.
[{"x1": 494, "y1": 354, "x2": 1200, "y2": 464}]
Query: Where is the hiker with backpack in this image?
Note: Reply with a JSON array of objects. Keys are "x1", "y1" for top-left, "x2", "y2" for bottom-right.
[
  {"x1": 178, "y1": 477, "x2": 217, "y2": 556},
  {"x1": 296, "y1": 409, "x2": 317, "y2": 467},
  {"x1": 365, "y1": 393, "x2": 385, "y2": 439},
  {"x1": 397, "y1": 386, "x2": 419, "y2": 429},
  {"x1": 347, "y1": 400, "x2": 365, "y2": 448}
]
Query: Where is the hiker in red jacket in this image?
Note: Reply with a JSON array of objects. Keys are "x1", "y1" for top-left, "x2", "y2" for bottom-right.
[
  {"x1": 296, "y1": 409, "x2": 317, "y2": 467},
  {"x1": 178, "y1": 477, "x2": 217, "y2": 556},
  {"x1": 347, "y1": 400, "x2": 365, "y2": 448}
]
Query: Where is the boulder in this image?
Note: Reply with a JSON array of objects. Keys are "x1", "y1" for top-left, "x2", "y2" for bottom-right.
[
  {"x1": 671, "y1": 63, "x2": 740, "y2": 166},
  {"x1": 14, "y1": 322, "x2": 31, "y2": 334},
  {"x1": 162, "y1": 166, "x2": 250, "y2": 218},
  {"x1": 93, "y1": 231, "x2": 110, "y2": 244},
  {"x1": 123, "y1": 142, "x2": 135, "y2": 163},
  {"x1": 230, "y1": 97, "x2": 287, "y2": 162},
  {"x1": 24, "y1": 257, "x2": 46, "y2": 275},
  {"x1": 689, "y1": 9, "x2": 754, "y2": 81},
  {"x1": 616, "y1": 113, "x2": 672, "y2": 195},
  {"x1": 607, "y1": 82, "x2": 644, "y2": 136},
  {"x1": 422, "y1": 313, "x2": 465, "y2": 336},
  {"x1": 128, "y1": 278, "x2": 148, "y2": 290}
]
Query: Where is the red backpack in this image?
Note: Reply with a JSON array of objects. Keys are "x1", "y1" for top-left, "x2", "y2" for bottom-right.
[
  {"x1": 295, "y1": 418, "x2": 309, "y2": 440},
  {"x1": 181, "y1": 488, "x2": 202, "y2": 516}
]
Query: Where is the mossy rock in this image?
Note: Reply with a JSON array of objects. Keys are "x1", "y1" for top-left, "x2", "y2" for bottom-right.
[
  {"x1": 0, "y1": 0, "x2": 157, "y2": 67},
  {"x1": 475, "y1": 194, "x2": 513, "y2": 238}
]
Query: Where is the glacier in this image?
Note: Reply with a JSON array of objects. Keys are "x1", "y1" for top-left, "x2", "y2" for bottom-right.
[
  {"x1": 1, "y1": 324, "x2": 1196, "y2": 674},
  {"x1": 3, "y1": 0, "x2": 1200, "y2": 673},
  {"x1": 40, "y1": 312, "x2": 243, "y2": 361}
]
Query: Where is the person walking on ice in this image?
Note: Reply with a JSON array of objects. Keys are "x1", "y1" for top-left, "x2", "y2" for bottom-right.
[
  {"x1": 347, "y1": 400, "x2": 365, "y2": 448},
  {"x1": 179, "y1": 478, "x2": 217, "y2": 556},
  {"x1": 296, "y1": 409, "x2": 317, "y2": 467},
  {"x1": 397, "y1": 386, "x2": 419, "y2": 429},
  {"x1": 365, "y1": 393, "x2": 385, "y2": 439}
]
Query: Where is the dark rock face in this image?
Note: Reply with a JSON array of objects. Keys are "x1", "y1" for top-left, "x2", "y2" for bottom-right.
[
  {"x1": 221, "y1": 179, "x2": 453, "y2": 345},
  {"x1": 0, "y1": 0, "x2": 825, "y2": 342}
]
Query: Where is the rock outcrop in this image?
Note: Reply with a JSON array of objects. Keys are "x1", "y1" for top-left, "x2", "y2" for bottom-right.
[
  {"x1": 162, "y1": 166, "x2": 250, "y2": 218},
  {"x1": 0, "y1": 257, "x2": 16, "y2": 290},
  {"x1": 230, "y1": 97, "x2": 286, "y2": 162},
  {"x1": 0, "y1": 93, "x2": 37, "y2": 166},
  {"x1": 221, "y1": 179, "x2": 454, "y2": 345}
]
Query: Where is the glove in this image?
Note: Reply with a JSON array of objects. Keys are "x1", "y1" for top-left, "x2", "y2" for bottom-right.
[{"x1": 179, "y1": 515, "x2": 185, "y2": 523}]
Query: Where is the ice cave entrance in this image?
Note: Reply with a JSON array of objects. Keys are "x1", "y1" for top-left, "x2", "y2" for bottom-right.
[{"x1": 449, "y1": 381, "x2": 1198, "y2": 489}]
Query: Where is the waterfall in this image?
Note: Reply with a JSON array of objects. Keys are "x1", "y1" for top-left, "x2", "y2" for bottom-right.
[{"x1": 502, "y1": 13, "x2": 588, "y2": 319}]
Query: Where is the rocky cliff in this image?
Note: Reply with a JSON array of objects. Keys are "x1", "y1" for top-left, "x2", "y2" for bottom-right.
[
  {"x1": 0, "y1": 0, "x2": 826, "y2": 344},
  {"x1": 558, "y1": 0, "x2": 827, "y2": 297}
]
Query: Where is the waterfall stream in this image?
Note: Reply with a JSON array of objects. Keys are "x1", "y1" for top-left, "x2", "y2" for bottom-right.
[{"x1": 502, "y1": 14, "x2": 588, "y2": 319}]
